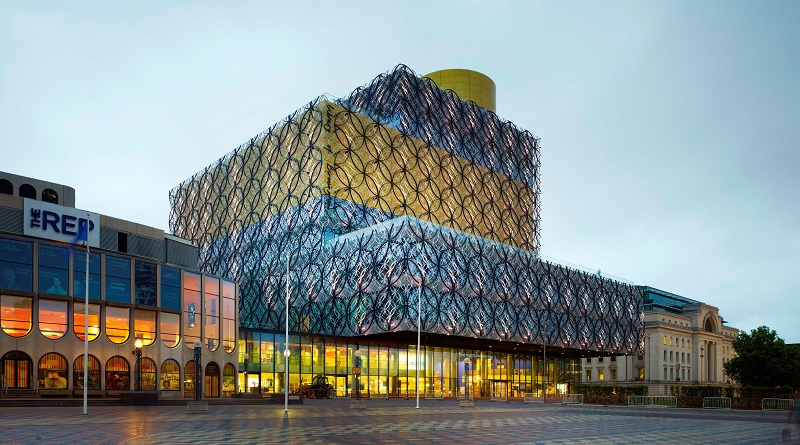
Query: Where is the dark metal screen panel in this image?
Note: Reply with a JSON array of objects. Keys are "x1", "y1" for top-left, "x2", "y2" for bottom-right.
[{"x1": 0, "y1": 207, "x2": 23, "y2": 235}]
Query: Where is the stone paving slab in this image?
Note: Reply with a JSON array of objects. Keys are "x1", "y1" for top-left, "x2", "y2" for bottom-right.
[{"x1": 0, "y1": 399, "x2": 796, "y2": 444}]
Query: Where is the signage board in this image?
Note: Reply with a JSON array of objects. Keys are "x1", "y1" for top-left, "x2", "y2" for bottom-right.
[{"x1": 23, "y1": 198, "x2": 100, "y2": 248}]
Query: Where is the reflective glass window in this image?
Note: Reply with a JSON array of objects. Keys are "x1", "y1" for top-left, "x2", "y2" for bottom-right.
[
  {"x1": 222, "y1": 280, "x2": 236, "y2": 353},
  {"x1": 73, "y1": 355, "x2": 101, "y2": 390},
  {"x1": 38, "y1": 352, "x2": 68, "y2": 389},
  {"x1": 73, "y1": 249, "x2": 101, "y2": 298},
  {"x1": 105, "y1": 356, "x2": 130, "y2": 390},
  {"x1": 106, "y1": 306, "x2": 130, "y2": 344},
  {"x1": 160, "y1": 266, "x2": 181, "y2": 310},
  {"x1": 38, "y1": 244, "x2": 68, "y2": 295},
  {"x1": 204, "y1": 276, "x2": 219, "y2": 351},
  {"x1": 39, "y1": 299, "x2": 68, "y2": 339},
  {"x1": 140, "y1": 357, "x2": 157, "y2": 391},
  {"x1": 1, "y1": 238, "x2": 33, "y2": 292},
  {"x1": 160, "y1": 359, "x2": 180, "y2": 390},
  {"x1": 133, "y1": 309, "x2": 156, "y2": 346},
  {"x1": 134, "y1": 261, "x2": 157, "y2": 306},
  {"x1": 73, "y1": 302, "x2": 100, "y2": 341},
  {"x1": 1, "y1": 295, "x2": 32, "y2": 337},
  {"x1": 105, "y1": 256, "x2": 131, "y2": 303},
  {"x1": 160, "y1": 312, "x2": 180, "y2": 348},
  {"x1": 183, "y1": 272, "x2": 201, "y2": 348}
]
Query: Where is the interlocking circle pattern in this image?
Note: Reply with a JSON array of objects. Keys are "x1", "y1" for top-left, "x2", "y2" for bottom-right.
[{"x1": 170, "y1": 65, "x2": 644, "y2": 355}]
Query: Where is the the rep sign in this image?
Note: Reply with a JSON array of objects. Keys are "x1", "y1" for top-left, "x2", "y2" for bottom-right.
[{"x1": 23, "y1": 198, "x2": 100, "y2": 248}]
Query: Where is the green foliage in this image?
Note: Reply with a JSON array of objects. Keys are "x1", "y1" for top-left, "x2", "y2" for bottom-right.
[
  {"x1": 671, "y1": 385, "x2": 734, "y2": 398},
  {"x1": 737, "y1": 386, "x2": 798, "y2": 399},
  {"x1": 723, "y1": 326, "x2": 800, "y2": 389},
  {"x1": 573, "y1": 384, "x2": 648, "y2": 396}
]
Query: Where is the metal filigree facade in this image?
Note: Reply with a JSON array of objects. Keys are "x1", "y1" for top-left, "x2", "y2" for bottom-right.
[{"x1": 169, "y1": 65, "x2": 644, "y2": 355}]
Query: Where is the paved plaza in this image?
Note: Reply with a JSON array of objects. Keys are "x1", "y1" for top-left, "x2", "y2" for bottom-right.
[{"x1": 0, "y1": 399, "x2": 796, "y2": 445}]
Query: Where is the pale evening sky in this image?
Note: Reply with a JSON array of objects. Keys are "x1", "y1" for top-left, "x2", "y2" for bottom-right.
[{"x1": 1, "y1": 1, "x2": 798, "y2": 342}]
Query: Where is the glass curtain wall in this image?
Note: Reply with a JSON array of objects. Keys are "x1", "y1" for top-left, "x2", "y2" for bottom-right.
[{"x1": 235, "y1": 334, "x2": 580, "y2": 398}]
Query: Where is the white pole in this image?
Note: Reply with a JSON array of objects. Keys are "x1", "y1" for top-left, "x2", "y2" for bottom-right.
[
  {"x1": 416, "y1": 275, "x2": 422, "y2": 409},
  {"x1": 285, "y1": 255, "x2": 290, "y2": 413},
  {"x1": 83, "y1": 217, "x2": 89, "y2": 416}
]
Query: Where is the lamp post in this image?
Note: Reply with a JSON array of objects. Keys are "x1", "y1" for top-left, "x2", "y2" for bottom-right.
[
  {"x1": 193, "y1": 340, "x2": 202, "y2": 401},
  {"x1": 463, "y1": 357, "x2": 471, "y2": 400},
  {"x1": 699, "y1": 345, "x2": 704, "y2": 383},
  {"x1": 132, "y1": 338, "x2": 143, "y2": 392},
  {"x1": 284, "y1": 348, "x2": 291, "y2": 412},
  {"x1": 353, "y1": 350, "x2": 363, "y2": 401},
  {"x1": 243, "y1": 357, "x2": 249, "y2": 394},
  {"x1": 416, "y1": 273, "x2": 423, "y2": 409}
]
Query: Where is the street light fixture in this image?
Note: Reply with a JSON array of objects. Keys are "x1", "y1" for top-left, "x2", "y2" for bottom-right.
[
  {"x1": 193, "y1": 340, "x2": 202, "y2": 401},
  {"x1": 353, "y1": 350, "x2": 363, "y2": 401},
  {"x1": 463, "y1": 357, "x2": 471, "y2": 401},
  {"x1": 132, "y1": 338, "x2": 143, "y2": 392}
]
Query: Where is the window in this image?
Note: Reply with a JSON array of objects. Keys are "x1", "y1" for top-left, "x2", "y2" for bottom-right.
[
  {"x1": 1, "y1": 295, "x2": 32, "y2": 337},
  {"x1": 610, "y1": 368, "x2": 617, "y2": 380},
  {"x1": 38, "y1": 353, "x2": 68, "y2": 389},
  {"x1": 663, "y1": 367, "x2": 667, "y2": 379},
  {"x1": 663, "y1": 335, "x2": 667, "y2": 345},
  {"x1": 585, "y1": 358, "x2": 591, "y2": 363},
  {"x1": 133, "y1": 309, "x2": 156, "y2": 346},
  {"x1": 204, "y1": 276, "x2": 220, "y2": 351},
  {"x1": 598, "y1": 369, "x2": 605, "y2": 381},
  {"x1": 105, "y1": 306, "x2": 130, "y2": 344},
  {"x1": 663, "y1": 350, "x2": 667, "y2": 361},
  {"x1": 160, "y1": 359, "x2": 180, "y2": 390},
  {"x1": 134, "y1": 261, "x2": 157, "y2": 306},
  {"x1": 73, "y1": 354, "x2": 101, "y2": 389},
  {"x1": 105, "y1": 256, "x2": 131, "y2": 303},
  {"x1": 670, "y1": 337, "x2": 673, "y2": 346},
  {"x1": 73, "y1": 249, "x2": 101, "y2": 298},
  {"x1": 223, "y1": 363, "x2": 236, "y2": 396},
  {"x1": 670, "y1": 367, "x2": 674, "y2": 380},
  {"x1": 1, "y1": 238, "x2": 34, "y2": 292},
  {"x1": 598, "y1": 357, "x2": 604, "y2": 363},
  {"x1": 105, "y1": 356, "x2": 130, "y2": 390},
  {"x1": 73, "y1": 302, "x2": 100, "y2": 341},
  {"x1": 681, "y1": 338, "x2": 685, "y2": 348},
  {"x1": 688, "y1": 353, "x2": 690, "y2": 362},
  {"x1": 140, "y1": 357, "x2": 157, "y2": 391},
  {"x1": 638, "y1": 367, "x2": 645, "y2": 380},
  {"x1": 19, "y1": 183, "x2": 36, "y2": 199},
  {"x1": 222, "y1": 280, "x2": 236, "y2": 353},
  {"x1": 184, "y1": 360, "x2": 197, "y2": 397},
  {"x1": 184, "y1": 272, "x2": 201, "y2": 348},
  {"x1": 681, "y1": 352, "x2": 685, "y2": 363},
  {"x1": 160, "y1": 312, "x2": 180, "y2": 348},
  {"x1": 38, "y1": 244, "x2": 68, "y2": 295},
  {"x1": 161, "y1": 266, "x2": 181, "y2": 310},
  {"x1": 38, "y1": 299, "x2": 68, "y2": 339},
  {"x1": 611, "y1": 357, "x2": 616, "y2": 362},
  {"x1": 41, "y1": 188, "x2": 58, "y2": 204},
  {"x1": 586, "y1": 370, "x2": 591, "y2": 381},
  {"x1": 0, "y1": 179, "x2": 12, "y2": 195},
  {"x1": 670, "y1": 351, "x2": 673, "y2": 362}
]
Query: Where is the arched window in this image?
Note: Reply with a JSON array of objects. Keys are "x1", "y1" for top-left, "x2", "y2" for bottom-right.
[
  {"x1": 222, "y1": 363, "x2": 236, "y2": 396},
  {"x1": 0, "y1": 179, "x2": 12, "y2": 195},
  {"x1": 133, "y1": 309, "x2": 156, "y2": 346},
  {"x1": 184, "y1": 360, "x2": 197, "y2": 397},
  {"x1": 38, "y1": 353, "x2": 68, "y2": 389},
  {"x1": 105, "y1": 306, "x2": 130, "y2": 344},
  {"x1": 41, "y1": 188, "x2": 58, "y2": 204},
  {"x1": 1, "y1": 295, "x2": 32, "y2": 337},
  {"x1": 140, "y1": 357, "x2": 157, "y2": 391},
  {"x1": 205, "y1": 362, "x2": 220, "y2": 398},
  {"x1": 39, "y1": 299, "x2": 68, "y2": 339},
  {"x1": 73, "y1": 354, "x2": 101, "y2": 390},
  {"x1": 18, "y1": 184, "x2": 36, "y2": 199},
  {"x1": 160, "y1": 312, "x2": 180, "y2": 348},
  {"x1": 105, "y1": 356, "x2": 130, "y2": 390},
  {"x1": 73, "y1": 303, "x2": 100, "y2": 341},
  {"x1": 160, "y1": 359, "x2": 180, "y2": 391},
  {"x1": 704, "y1": 317, "x2": 716, "y2": 333}
]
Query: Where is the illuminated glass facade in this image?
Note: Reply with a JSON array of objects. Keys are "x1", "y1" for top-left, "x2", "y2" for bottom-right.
[{"x1": 171, "y1": 65, "x2": 644, "y2": 397}]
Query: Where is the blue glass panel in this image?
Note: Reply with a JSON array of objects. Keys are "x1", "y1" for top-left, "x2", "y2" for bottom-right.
[
  {"x1": 161, "y1": 266, "x2": 180, "y2": 288},
  {"x1": 73, "y1": 273, "x2": 101, "y2": 299},
  {"x1": 39, "y1": 266, "x2": 69, "y2": 295},
  {"x1": 73, "y1": 250, "x2": 101, "y2": 274},
  {"x1": 1, "y1": 261, "x2": 33, "y2": 292},
  {"x1": 105, "y1": 276, "x2": 131, "y2": 303},
  {"x1": 38, "y1": 244, "x2": 68, "y2": 270},
  {"x1": 161, "y1": 285, "x2": 180, "y2": 311},
  {"x1": 105, "y1": 256, "x2": 131, "y2": 279},
  {"x1": 1, "y1": 238, "x2": 33, "y2": 264},
  {"x1": 134, "y1": 261, "x2": 157, "y2": 306}
]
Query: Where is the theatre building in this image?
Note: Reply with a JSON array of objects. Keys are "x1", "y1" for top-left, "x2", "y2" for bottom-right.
[
  {"x1": 170, "y1": 65, "x2": 644, "y2": 398},
  {"x1": 0, "y1": 172, "x2": 238, "y2": 398}
]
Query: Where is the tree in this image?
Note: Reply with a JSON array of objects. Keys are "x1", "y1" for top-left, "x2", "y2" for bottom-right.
[{"x1": 723, "y1": 326, "x2": 800, "y2": 388}]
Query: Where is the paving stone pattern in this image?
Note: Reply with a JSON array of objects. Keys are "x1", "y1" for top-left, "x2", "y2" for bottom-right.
[{"x1": 0, "y1": 399, "x2": 795, "y2": 445}]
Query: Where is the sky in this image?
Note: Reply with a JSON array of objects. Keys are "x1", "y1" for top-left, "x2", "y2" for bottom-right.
[{"x1": 1, "y1": 1, "x2": 798, "y2": 342}]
